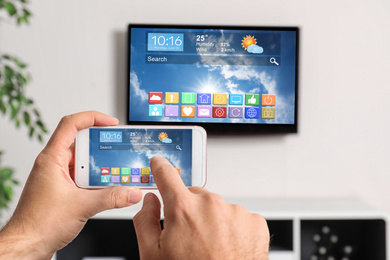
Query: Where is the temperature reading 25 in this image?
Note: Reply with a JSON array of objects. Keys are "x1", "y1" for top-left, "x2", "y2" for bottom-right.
[{"x1": 196, "y1": 35, "x2": 208, "y2": 41}]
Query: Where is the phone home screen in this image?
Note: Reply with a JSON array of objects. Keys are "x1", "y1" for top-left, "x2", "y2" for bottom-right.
[{"x1": 88, "y1": 128, "x2": 193, "y2": 187}]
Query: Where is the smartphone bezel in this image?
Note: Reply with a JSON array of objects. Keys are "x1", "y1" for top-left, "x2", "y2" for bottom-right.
[{"x1": 75, "y1": 125, "x2": 207, "y2": 189}]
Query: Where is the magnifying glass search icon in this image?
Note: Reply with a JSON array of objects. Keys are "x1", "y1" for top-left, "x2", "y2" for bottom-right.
[
  {"x1": 176, "y1": 145, "x2": 182, "y2": 151},
  {"x1": 270, "y1": 57, "x2": 279, "y2": 66}
]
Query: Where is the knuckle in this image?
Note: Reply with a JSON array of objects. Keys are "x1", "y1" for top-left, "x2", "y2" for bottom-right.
[
  {"x1": 169, "y1": 195, "x2": 188, "y2": 211},
  {"x1": 133, "y1": 210, "x2": 146, "y2": 225},
  {"x1": 253, "y1": 213, "x2": 267, "y2": 224},
  {"x1": 205, "y1": 193, "x2": 226, "y2": 208},
  {"x1": 166, "y1": 196, "x2": 192, "y2": 220},
  {"x1": 151, "y1": 161, "x2": 168, "y2": 176},
  {"x1": 107, "y1": 189, "x2": 123, "y2": 209},
  {"x1": 59, "y1": 114, "x2": 72, "y2": 125},
  {"x1": 34, "y1": 152, "x2": 47, "y2": 166}
]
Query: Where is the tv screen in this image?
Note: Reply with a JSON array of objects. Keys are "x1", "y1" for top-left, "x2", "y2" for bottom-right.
[{"x1": 127, "y1": 24, "x2": 298, "y2": 133}]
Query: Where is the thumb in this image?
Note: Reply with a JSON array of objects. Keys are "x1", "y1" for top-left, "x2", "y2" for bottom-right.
[
  {"x1": 134, "y1": 193, "x2": 162, "y2": 258},
  {"x1": 87, "y1": 187, "x2": 142, "y2": 216}
]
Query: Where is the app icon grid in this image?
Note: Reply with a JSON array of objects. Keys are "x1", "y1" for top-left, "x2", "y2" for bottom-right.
[
  {"x1": 99, "y1": 167, "x2": 181, "y2": 185},
  {"x1": 148, "y1": 92, "x2": 276, "y2": 119}
]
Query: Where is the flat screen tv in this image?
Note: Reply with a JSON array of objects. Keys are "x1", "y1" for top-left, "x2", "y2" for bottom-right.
[{"x1": 127, "y1": 24, "x2": 298, "y2": 133}]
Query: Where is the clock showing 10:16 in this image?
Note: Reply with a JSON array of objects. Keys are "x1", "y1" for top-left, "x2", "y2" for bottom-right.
[{"x1": 147, "y1": 33, "x2": 184, "y2": 52}]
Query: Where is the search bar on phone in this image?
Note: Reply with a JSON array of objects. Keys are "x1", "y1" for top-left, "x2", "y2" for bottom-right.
[{"x1": 99, "y1": 144, "x2": 183, "y2": 151}]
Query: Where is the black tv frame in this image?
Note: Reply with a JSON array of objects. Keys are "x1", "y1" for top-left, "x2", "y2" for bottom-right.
[{"x1": 127, "y1": 24, "x2": 299, "y2": 134}]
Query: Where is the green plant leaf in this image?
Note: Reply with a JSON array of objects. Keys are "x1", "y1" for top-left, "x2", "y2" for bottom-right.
[
  {"x1": 23, "y1": 111, "x2": 30, "y2": 125},
  {"x1": 23, "y1": 14, "x2": 29, "y2": 24},
  {"x1": 33, "y1": 108, "x2": 40, "y2": 117},
  {"x1": 3, "y1": 185, "x2": 13, "y2": 200},
  {"x1": 4, "y1": 65, "x2": 14, "y2": 79},
  {"x1": 0, "y1": 99, "x2": 6, "y2": 114},
  {"x1": 29, "y1": 126, "x2": 34, "y2": 137},
  {"x1": 12, "y1": 57, "x2": 27, "y2": 69},
  {"x1": 10, "y1": 103, "x2": 18, "y2": 119},
  {"x1": 23, "y1": 8, "x2": 31, "y2": 16},
  {"x1": 4, "y1": 2, "x2": 17, "y2": 16},
  {"x1": 0, "y1": 167, "x2": 13, "y2": 181}
]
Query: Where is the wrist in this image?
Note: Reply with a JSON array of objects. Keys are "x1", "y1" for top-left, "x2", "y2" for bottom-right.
[{"x1": 0, "y1": 219, "x2": 52, "y2": 260}]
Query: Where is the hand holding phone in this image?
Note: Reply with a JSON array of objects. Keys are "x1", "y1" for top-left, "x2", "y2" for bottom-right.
[
  {"x1": 75, "y1": 125, "x2": 207, "y2": 188},
  {"x1": 0, "y1": 111, "x2": 143, "y2": 260}
]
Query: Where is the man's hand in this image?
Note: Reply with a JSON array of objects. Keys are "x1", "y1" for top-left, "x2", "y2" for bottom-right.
[
  {"x1": 0, "y1": 111, "x2": 143, "y2": 259},
  {"x1": 134, "y1": 156, "x2": 270, "y2": 260}
]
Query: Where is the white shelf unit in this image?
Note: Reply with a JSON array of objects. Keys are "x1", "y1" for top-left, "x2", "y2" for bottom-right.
[
  {"x1": 54, "y1": 198, "x2": 389, "y2": 260},
  {"x1": 227, "y1": 198, "x2": 389, "y2": 260}
]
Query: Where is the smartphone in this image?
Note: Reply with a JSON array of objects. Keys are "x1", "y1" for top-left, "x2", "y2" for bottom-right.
[{"x1": 75, "y1": 126, "x2": 207, "y2": 188}]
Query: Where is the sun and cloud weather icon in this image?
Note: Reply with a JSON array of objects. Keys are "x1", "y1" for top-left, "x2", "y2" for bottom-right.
[
  {"x1": 242, "y1": 35, "x2": 263, "y2": 54},
  {"x1": 158, "y1": 132, "x2": 172, "y2": 143}
]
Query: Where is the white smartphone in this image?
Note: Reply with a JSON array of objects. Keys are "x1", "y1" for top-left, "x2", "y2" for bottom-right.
[{"x1": 75, "y1": 125, "x2": 207, "y2": 188}]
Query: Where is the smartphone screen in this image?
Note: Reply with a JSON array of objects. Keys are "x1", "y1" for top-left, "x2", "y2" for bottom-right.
[{"x1": 87, "y1": 128, "x2": 193, "y2": 187}]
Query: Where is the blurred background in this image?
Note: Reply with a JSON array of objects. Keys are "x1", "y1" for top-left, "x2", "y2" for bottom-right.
[{"x1": 1, "y1": 0, "x2": 390, "y2": 224}]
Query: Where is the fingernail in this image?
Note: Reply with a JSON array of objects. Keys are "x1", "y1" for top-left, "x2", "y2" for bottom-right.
[
  {"x1": 129, "y1": 189, "x2": 142, "y2": 204},
  {"x1": 143, "y1": 193, "x2": 153, "y2": 204}
]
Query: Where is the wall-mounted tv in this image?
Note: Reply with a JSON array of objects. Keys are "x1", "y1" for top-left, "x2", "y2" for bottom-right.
[{"x1": 127, "y1": 24, "x2": 298, "y2": 133}]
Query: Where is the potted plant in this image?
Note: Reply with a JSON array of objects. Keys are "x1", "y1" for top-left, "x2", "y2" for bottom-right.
[{"x1": 0, "y1": 0, "x2": 47, "y2": 221}]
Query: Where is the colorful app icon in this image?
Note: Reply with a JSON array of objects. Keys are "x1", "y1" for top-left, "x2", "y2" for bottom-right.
[
  {"x1": 245, "y1": 107, "x2": 259, "y2": 119},
  {"x1": 121, "y1": 176, "x2": 130, "y2": 183},
  {"x1": 148, "y1": 92, "x2": 163, "y2": 104},
  {"x1": 101, "y1": 168, "x2": 110, "y2": 175},
  {"x1": 165, "y1": 105, "x2": 179, "y2": 117},
  {"x1": 149, "y1": 105, "x2": 163, "y2": 117},
  {"x1": 229, "y1": 94, "x2": 243, "y2": 105},
  {"x1": 165, "y1": 92, "x2": 179, "y2": 104},
  {"x1": 245, "y1": 94, "x2": 259, "y2": 106},
  {"x1": 197, "y1": 93, "x2": 211, "y2": 105},
  {"x1": 101, "y1": 176, "x2": 110, "y2": 183},
  {"x1": 131, "y1": 176, "x2": 140, "y2": 183},
  {"x1": 111, "y1": 176, "x2": 120, "y2": 183},
  {"x1": 141, "y1": 168, "x2": 150, "y2": 175},
  {"x1": 261, "y1": 107, "x2": 275, "y2": 119},
  {"x1": 121, "y1": 168, "x2": 130, "y2": 175},
  {"x1": 229, "y1": 107, "x2": 243, "y2": 118},
  {"x1": 141, "y1": 176, "x2": 150, "y2": 183},
  {"x1": 262, "y1": 94, "x2": 276, "y2": 106},
  {"x1": 212, "y1": 106, "x2": 227, "y2": 118},
  {"x1": 151, "y1": 176, "x2": 155, "y2": 183},
  {"x1": 181, "y1": 93, "x2": 195, "y2": 104},
  {"x1": 197, "y1": 106, "x2": 211, "y2": 118},
  {"x1": 213, "y1": 93, "x2": 227, "y2": 105},
  {"x1": 111, "y1": 168, "x2": 120, "y2": 175},
  {"x1": 131, "y1": 168, "x2": 140, "y2": 175},
  {"x1": 181, "y1": 106, "x2": 195, "y2": 117}
]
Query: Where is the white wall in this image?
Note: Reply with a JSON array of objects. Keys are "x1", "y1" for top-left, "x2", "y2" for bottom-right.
[{"x1": 1, "y1": 0, "x2": 390, "y2": 223}]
